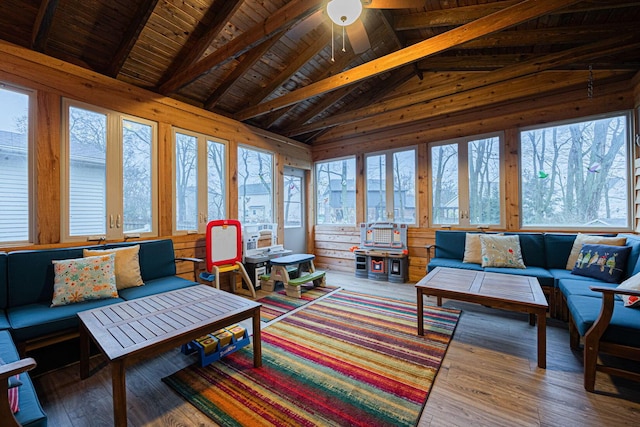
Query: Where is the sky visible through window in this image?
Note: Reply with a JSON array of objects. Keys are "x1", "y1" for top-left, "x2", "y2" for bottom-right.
[{"x1": 0, "y1": 88, "x2": 27, "y2": 132}]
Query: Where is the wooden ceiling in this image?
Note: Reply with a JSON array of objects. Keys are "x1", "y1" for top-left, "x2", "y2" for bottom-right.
[{"x1": 1, "y1": 0, "x2": 639, "y2": 145}]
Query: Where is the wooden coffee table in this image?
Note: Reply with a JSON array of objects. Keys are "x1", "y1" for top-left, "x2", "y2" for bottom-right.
[
  {"x1": 416, "y1": 267, "x2": 548, "y2": 368},
  {"x1": 78, "y1": 285, "x2": 261, "y2": 427}
]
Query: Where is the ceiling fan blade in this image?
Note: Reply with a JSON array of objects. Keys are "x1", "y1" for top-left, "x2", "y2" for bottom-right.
[
  {"x1": 287, "y1": 9, "x2": 326, "y2": 40},
  {"x1": 346, "y1": 20, "x2": 371, "y2": 54},
  {"x1": 363, "y1": 0, "x2": 425, "y2": 8}
]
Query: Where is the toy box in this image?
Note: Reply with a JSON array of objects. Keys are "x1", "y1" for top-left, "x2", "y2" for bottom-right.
[{"x1": 181, "y1": 324, "x2": 250, "y2": 367}]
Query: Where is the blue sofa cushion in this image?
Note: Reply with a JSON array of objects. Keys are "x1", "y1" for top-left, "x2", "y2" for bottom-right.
[
  {"x1": 570, "y1": 244, "x2": 631, "y2": 283},
  {"x1": 506, "y1": 232, "x2": 545, "y2": 268},
  {"x1": 484, "y1": 266, "x2": 555, "y2": 288},
  {"x1": 427, "y1": 258, "x2": 483, "y2": 272},
  {"x1": 7, "y1": 247, "x2": 86, "y2": 307},
  {"x1": 558, "y1": 278, "x2": 619, "y2": 298},
  {"x1": 7, "y1": 297, "x2": 124, "y2": 342},
  {"x1": 618, "y1": 233, "x2": 640, "y2": 278},
  {"x1": 543, "y1": 233, "x2": 576, "y2": 270},
  {"x1": 0, "y1": 252, "x2": 7, "y2": 310},
  {"x1": 0, "y1": 330, "x2": 47, "y2": 427},
  {"x1": 566, "y1": 294, "x2": 640, "y2": 347},
  {"x1": 434, "y1": 230, "x2": 468, "y2": 260},
  {"x1": 117, "y1": 276, "x2": 196, "y2": 300},
  {"x1": 0, "y1": 312, "x2": 10, "y2": 331}
]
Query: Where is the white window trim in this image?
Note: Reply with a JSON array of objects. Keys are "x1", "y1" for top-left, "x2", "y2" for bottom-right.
[{"x1": 238, "y1": 144, "x2": 275, "y2": 225}]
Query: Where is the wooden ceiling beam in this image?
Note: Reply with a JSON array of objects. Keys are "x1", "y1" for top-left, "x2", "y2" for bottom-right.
[
  {"x1": 233, "y1": 0, "x2": 583, "y2": 122},
  {"x1": 159, "y1": 0, "x2": 324, "y2": 94},
  {"x1": 31, "y1": 0, "x2": 59, "y2": 51},
  {"x1": 286, "y1": 34, "x2": 639, "y2": 136},
  {"x1": 396, "y1": 0, "x2": 640, "y2": 30},
  {"x1": 204, "y1": 37, "x2": 281, "y2": 110},
  {"x1": 105, "y1": 0, "x2": 160, "y2": 78},
  {"x1": 159, "y1": 0, "x2": 244, "y2": 87},
  {"x1": 248, "y1": 25, "x2": 331, "y2": 107}
]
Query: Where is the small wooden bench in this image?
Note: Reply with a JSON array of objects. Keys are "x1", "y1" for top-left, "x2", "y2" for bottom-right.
[{"x1": 260, "y1": 254, "x2": 326, "y2": 297}]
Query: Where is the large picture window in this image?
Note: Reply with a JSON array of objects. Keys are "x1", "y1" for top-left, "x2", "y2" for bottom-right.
[
  {"x1": 430, "y1": 134, "x2": 502, "y2": 226},
  {"x1": 0, "y1": 86, "x2": 31, "y2": 243},
  {"x1": 366, "y1": 148, "x2": 416, "y2": 224},
  {"x1": 174, "y1": 129, "x2": 227, "y2": 233},
  {"x1": 63, "y1": 100, "x2": 157, "y2": 241},
  {"x1": 520, "y1": 113, "x2": 630, "y2": 229},
  {"x1": 238, "y1": 146, "x2": 273, "y2": 224},
  {"x1": 315, "y1": 157, "x2": 356, "y2": 225}
]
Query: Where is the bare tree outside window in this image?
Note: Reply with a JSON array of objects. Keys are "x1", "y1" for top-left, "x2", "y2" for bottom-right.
[
  {"x1": 315, "y1": 158, "x2": 356, "y2": 225},
  {"x1": 238, "y1": 147, "x2": 273, "y2": 224},
  {"x1": 521, "y1": 115, "x2": 629, "y2": 228}
]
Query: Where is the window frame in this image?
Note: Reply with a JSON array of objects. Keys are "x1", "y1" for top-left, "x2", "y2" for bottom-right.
[
  {"x1": 519, "y1": 111, "x2": 633, "y2": 232},
  {"x1": 172, "y1": 127, "x2": 228, "y2": 235},
  {"x1": 364, "y1": 146, "x2": 418, "y2": 225},
  {"x1": 428, "y1": 132, "x2": 505, "y2": 228},
  {"x1": 0, "y1": 83, "x2": 35, "y2": 246},
  {"x1": 314, "y1": 155, "x2": 357, "y2": 226},
  {"x1": 61, "y1": 98, "x2": 158, "y2": 242}
]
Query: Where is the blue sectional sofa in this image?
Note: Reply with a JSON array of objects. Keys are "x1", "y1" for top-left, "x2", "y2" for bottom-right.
[
  {"x1": 426, "y1": 230, "x2": 640, "y2": 391},
  {"x1": 0, "y1": 239, "x2": 201, "y2": 425}
]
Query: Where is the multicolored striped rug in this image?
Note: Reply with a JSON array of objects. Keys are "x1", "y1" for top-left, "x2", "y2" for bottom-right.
[
  {"x1": 257, "y1": 285, "x2": 340, "y2": 322},
  {"x1": 163, "y1": 290, "x2": 460, "y2": 427}
]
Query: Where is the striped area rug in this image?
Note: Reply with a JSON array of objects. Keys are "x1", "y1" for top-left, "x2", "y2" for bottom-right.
[
  {"x1": 257, "y1": 285, "x2": 340, "y2": 322},
  {"x1": 163, "y1": 290, "x2": 460, "y2": 427}
]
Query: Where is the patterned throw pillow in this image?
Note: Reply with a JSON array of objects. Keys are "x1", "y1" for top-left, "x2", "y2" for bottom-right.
[
  {"x1": 617, "y1": 272, "x2": 640, "y2": 308},
  {"x1": 83, "y1": 245, "x2": 144, "y2": 290},
  {"x1": 51, "y1": 253, "x2": 119, "y2": 307},
  {"x1": 565, "y1": 233, "x2": 626, "y2": 270},
  {"x1": 480, "y1": 234, "x2": 526, "y2": 269},
  {"x1": 570, "y1": 244, "x2": 631, "y2": 284}
]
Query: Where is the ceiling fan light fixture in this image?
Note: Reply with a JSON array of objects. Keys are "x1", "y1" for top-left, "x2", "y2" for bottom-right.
[{"x1": 327, "y1": 0, "x2": 362, "y2": 27}]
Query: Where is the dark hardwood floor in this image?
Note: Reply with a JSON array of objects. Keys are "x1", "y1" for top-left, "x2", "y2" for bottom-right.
[{"x1": 32, "y1": 270, "x2": 640, "y2": 426}]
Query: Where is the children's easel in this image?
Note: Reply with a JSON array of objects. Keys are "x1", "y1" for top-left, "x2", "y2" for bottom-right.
[{"x1": 200, "y1": 219, "x2": 256, "y2": 298}]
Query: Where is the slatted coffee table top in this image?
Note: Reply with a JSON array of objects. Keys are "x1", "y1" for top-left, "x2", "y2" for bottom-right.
[
  {"x1": 418, "y1": 267, "x2": 548, "y2": 308},
  {"x1": 77, "y1": 285, "x2": 260, "y2": 360}
]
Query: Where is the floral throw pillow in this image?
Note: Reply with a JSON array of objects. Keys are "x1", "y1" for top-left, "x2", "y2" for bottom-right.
[
  {"x1": 617, "y1": 272, "x2": 640, "y2": 308},
  {"x1": 83, "y1": 245, "x2": 144, "y2": 290},
  {"x1": 570, "y1": 244, "x2": 631, "y2": 284},
  {"x1": 51, "y1": 253, "x2": 118, "y2": 307},
  {"x1": 480, "y1": 234, "x2": 526, "y2": 269}
]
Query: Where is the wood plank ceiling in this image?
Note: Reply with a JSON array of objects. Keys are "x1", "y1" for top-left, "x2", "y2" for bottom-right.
[{"x1": 1, "y1": 0, "x2": 639, "y2": 145}]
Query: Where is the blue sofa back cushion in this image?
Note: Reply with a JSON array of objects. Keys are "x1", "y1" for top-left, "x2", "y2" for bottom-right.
[
  {"x1": 618, "y1": 233, "x2": 640, "y2": 278},
  {"x1": 505, "y1": 232, "x2": 545, "y2": 268},
  {"x1": 7, "y1": 247, "x2": 85, "y2": 307},
  {"x1": 0, "y1": 252, "x2": 7, "y2": 309},
  {"x1": 543, "y1": 233, "x2": 576, "y2": 269},
  {"x1": 570, "y1": 244, "x2": 631, "y2": 283},
  {"x1": 434, "y1": 230, "x2": 468, "y2": 260}
]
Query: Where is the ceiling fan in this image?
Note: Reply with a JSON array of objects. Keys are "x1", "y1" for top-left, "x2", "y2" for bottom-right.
[{"x1": 289, "y1": 0, "x2": 425, "y2": 56}]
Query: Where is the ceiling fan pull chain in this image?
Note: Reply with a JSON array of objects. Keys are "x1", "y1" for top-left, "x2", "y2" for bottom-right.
[
  {"x1": 342, "y1": 25, "x2": 346, "y2": 53},
  {"x1": 331, "y1": 22, "x2": 335, "y2": 62}
]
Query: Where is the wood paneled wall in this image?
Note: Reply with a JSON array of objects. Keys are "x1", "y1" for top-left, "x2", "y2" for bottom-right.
[
  {"x1": 312, "y1": 72, "x2": 640, "y2": 283},
  {"x1": 0, "y1": 40, "x2": 311, "y2": 280}
]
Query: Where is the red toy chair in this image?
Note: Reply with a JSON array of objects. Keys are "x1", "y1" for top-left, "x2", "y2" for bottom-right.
[{"x1": 200, "y1": 219, "x2": 256, "y2": 298}]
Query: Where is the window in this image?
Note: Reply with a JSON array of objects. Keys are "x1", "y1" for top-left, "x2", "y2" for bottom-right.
[
  {"x1": 238, "y1": 146, "x2": 273, "y2": 224},
  {"x1": 284, "y1": 174, "x2": 302, "y2": 228},
  {"x1": 430, "y1": 134, "x2": 502, "y2": 226},
  {"x1": 0, "y1": 86, "x2": 31, "y2": 244},
  {"x1": 62, "y1": 100, "x2": 157, "y2": 240},
  {"x1": 366, "y1": 148, "x2": 416, "y2": 224},
  {"x1": 174, "y1": 129, "x2": 227, "y2": 233},
  {"x1": 520, "y1": 113, "x2": 630, "y2": 229},
  {"x1": 315, "y1": 157, "x2": 356, "y2": 225}
]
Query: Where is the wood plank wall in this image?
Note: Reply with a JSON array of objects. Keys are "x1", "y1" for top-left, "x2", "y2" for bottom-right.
[
  {"x1": 0, "y1": 40, "x2": 311, "y2": 281},
  {"x1": 312, "y1": 73, "x2": 640, "y2": 283}
]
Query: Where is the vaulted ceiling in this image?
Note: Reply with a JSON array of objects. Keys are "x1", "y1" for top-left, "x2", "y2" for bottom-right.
[{"x1": 1, "y1": 0, "x2": 639, "y2": 145}]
